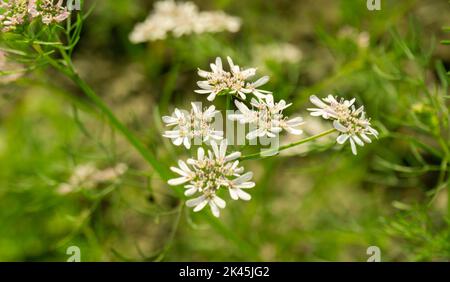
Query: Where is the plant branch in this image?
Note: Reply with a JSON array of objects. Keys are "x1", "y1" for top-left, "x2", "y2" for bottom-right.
[{"x1": 239, "y1": 128, "x2": 337, "y2": 161}]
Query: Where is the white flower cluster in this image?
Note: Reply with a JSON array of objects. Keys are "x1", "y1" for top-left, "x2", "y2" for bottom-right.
[
  {"x1": 164, "y1": 56, "x2": 307, "y2": 217},
  {"x1": 196, "y1": 56, "x2": 271, "y2": 101},
  {"x1": 129, "y1": 0, "x2": 241, "y2": 43},
  {"x1": 0, "y1": 0, "x2": 69, "y2": 32},
  {"x1": 229, "y1": 95, "x2": 304, "y2": 139},
  {"x1": 308, "y1": 95, "x2": 379, "y2": 155},
  {"x1": 162, "y1": 102, "x2": 223, "y2": 149},
  {"x1": 253, "y1": 43, "x2": 303, "y2": 65},
  {"x1": 168, "y1": 140, "x2": 254, "y2": 217}
]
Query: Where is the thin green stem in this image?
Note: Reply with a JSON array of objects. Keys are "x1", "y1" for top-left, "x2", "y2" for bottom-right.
[
  {"x1": 66, "y1": 70, "x2": 170, "y2": 180},
  {"x1": 239, "y1": 128, "x2": 337, "y2": 161}
]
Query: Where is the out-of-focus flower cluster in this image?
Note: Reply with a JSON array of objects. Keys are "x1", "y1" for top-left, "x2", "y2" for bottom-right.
[
  {"x1": 0, "y1": 50, "x2": 23, "y2": 83},
  {"x1": 57, "y1": 163, "x2": 128, "y2": 195},
  {"x1": 129, "y1": 0, "x2": 241, "y2": 43},
  {"x1": 337, "y1": 26, "x2": 370, "y2": 49},
  {"x1": 252, "y1": 43, "x2": 303, "y2": 66},
  {"x1": 0, "y1": 0, "x2": 69, "y2": 32}
]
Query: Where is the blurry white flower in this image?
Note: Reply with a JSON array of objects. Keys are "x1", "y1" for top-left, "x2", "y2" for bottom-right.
[
  {"x1": 308, "y1": 95, "x2": 378, "y2": 155},
  {"x1": 168, "y1": 140, "x2": 254, "y2": 217},
  {"x1": 0, "y1": 0, "x2": 28, "y2": 32},
  {"x1": 196, "y1": 10, "x2": 240, "y2": 33},
  {"x1": 162, "y1": 102, "x2": 223, "y2": 149},
  {"x1": 253, "y1": 43, "x2": 303, "y2": 66},
  {"x1": 57, "y1": 163, "x2": 128, "y2": 194},
  {"x1": 338, "y1": 26, "x2": 370, "y2": 49},
  {"x1": 196, "y1": 56, "x2": 271, "y2": 101},
  {"x1": 129, "y1": 0, "x2": 241, "y2": 43},
  {"x1": 229, "y1": 94, "x2": 304, "y2": 139}
]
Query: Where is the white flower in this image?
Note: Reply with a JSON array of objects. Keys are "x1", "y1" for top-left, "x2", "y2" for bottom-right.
[
  {"x1": 253, "y1": 43, "x2": 303, "y2": 65},
  {"x1": 162, "y1": 102, "x2": 223, "y2": 149},
  {"x1": 308, "y1": 95, "x2": 379, "y2": 155},
  {"x1": 129, "y1": 0, "x2": 241, "y2": 43},
  {"x1": 229, "y1": 94, "x2": 304, "y2": 139},
  {"x1": 168, "y1": 140, "x2": 254, "y2": 217},
  {"x1": 195, "y1": 56, "x2": 271, "y2": 101}
]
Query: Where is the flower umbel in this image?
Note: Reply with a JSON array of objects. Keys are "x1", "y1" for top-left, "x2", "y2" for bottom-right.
[
  {"x1": 0, "y1": 0, "x2": 28, "y2": 32},
  {"x1": 229, "y1": 94, "x2": 304, "y2": 139},
  {"x1": 0, "y1": 0, "x2": 70, "y2": 32},
  {"x1": 196, "y1": 56, "x2": 271, "y2": 101},
  {"x1": 168, "y1": 140, "x2": 255, "y2": 217},
  {"x1": 162, "y1": 102, "x2": 223, "y2": 149},
  {"x1": 308, "y1": 95, "x2": 379, "y2": 155},
  {"x1": 29, "y1": 0, "x2": 70, "y2": 25}
]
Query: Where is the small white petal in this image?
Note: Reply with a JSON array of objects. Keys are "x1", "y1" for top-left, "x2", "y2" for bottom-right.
[
  {"x1": 349, "y1": 138, "x2": 358, "y2": 155},
  {"x1": 209, "y1": 201, "x2": 220, "y2": 217},
  {"x1": 212, "y1": 195, "x2": 226, "y2": 209},
  {"x1": 336, "y1": 134, "x2": 349, "y2": 144},
  {"x1": 186, "y1": 195, "x2": 206, "y2": 207},
  {"x1": 193, "y1": 200, "x2": 208, "y2": 212},
  {"x1": 168, "y1": 177, "x2": 189, "y2": 186}
]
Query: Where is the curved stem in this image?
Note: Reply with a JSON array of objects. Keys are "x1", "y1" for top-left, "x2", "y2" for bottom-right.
[
  {"x1": 239, "y1": 128, "x2": 337, "y2": 161},
  {"x1": 67, "y1": 71, "x2": 171, "y2": 180}
]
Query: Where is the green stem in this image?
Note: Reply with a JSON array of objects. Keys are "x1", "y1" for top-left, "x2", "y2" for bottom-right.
[
  {"x1": 35, "y1": 39, "x2": 171, "y2": 180},
  {"x1": 239, "y1": 128, "x2": 337, "y2": 161},
  {"x1": 67, "y1": 71, "x2": 170, "y2": 180}
]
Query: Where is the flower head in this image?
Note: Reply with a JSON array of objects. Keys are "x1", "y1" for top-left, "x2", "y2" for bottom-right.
[
  {"x1": 0, "y1": 0, "x2": 28, "y2": 32},
  {"x1": 0, "y1": 0, "x2": 70, "y2": 32},
  {"x1": 253, "y1": 43, "x2": 303, "y2": 66},
  {"x1": 308, "y1": 95, "x2": 378, "y2": 155},
  {"x1": 229, "y1": 94, "x2": 304, "y2": 139},
  {"x1": 162, "y1": 102, "x2": 223, "y2": 149},
  {"x1": 196, "y1": 56, "x2": 271, "y2": 101},
  {"x1": 29, "y1": 0, "x2": 70, "y2": 25},
  {"x1": 168, "y1": 140, "x2": 254, "y2": 217},
  {"x1": 129, "y1": 0, "x2": 241, "y2": 43}
]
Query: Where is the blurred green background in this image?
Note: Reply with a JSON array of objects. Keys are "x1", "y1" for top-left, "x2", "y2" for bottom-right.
[{"x1": 0, "y1": 0, "x2": 449, "y2": 261}]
